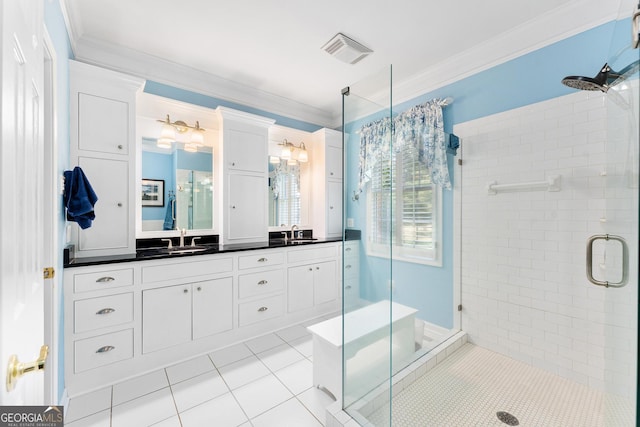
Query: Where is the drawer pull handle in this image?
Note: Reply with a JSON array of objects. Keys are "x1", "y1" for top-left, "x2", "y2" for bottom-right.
[
  {"x1": 308, "y1": 268, "x2": 313, "y2": 271},
  {"x1": 257, "y1": 280, "x2": 268, "y2": 285},
  {"x1": 258, "y1": 306, "x2": 268, "y2": 312},
  {"x1": 117, "y1": 144, "x2": 123, "y2": 150},
  {"x1": 345, "y1": 265, "x2": 352, "y2": 269},
  {"x1": 345, "y1": 285, "x2": 352, "y2": 290},
  {"x1": 257, "y1": 257, "x2": 267, "y2": 262},
  {"x1": 183, "y1": 289, "x2": 189, "y2": 294},
  {"x1": 96, "y1": 346, "x2": 115, "y2": 354},
  {"x1": 96, "y1": 276, "x2": 115, "y2": 283},
  {"x1": 96, "y1": 308, "x2": 115, "y2": 315},
  {"x1": 197, "y1": 286, "x2": 202, "y2": 291},
  {"x1": 316, "y1": 267, "x2": 320, "y2": 270},
  {"x1": 346, "y1": 247, "x2": 352, "y2": 252}
]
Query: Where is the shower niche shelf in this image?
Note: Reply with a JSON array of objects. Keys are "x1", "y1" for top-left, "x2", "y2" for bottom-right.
[{"x1": 487, "y1": 174, "x2": 561, "y2": 195}]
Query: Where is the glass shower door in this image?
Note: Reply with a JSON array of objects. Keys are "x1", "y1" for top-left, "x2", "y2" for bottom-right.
[
  {"x1": 342, "y1": 66, "x2": 394, "y2": 423},
  {"x1": 596, "y1": 8, "x2": 639, "y2": 417}
]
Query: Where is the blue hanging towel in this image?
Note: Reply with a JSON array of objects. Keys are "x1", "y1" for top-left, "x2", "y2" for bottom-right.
[
  {"x1": 63, "y1": 166, "x2": 98, "y2": 229},
  {"x1": 163, "y1": 194, "x2": 175, "y2": 230}
]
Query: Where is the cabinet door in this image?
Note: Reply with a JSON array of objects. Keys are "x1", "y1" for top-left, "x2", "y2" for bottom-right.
[
  {"x1": 78, "y1": 92, "x2": 129, "y2": 155},
  {"x1": 227, "y1": 174, "x2": 266, "y2": 241},
  {"x1": 313, "y1": 260, "x2": 337, "y2": 305},
  {"x1": 225, "y1": 128, "x2": 267, "y2": 173},
  {"x1": 326, "y1": 145, "x2": 343, "y2": 180},
  {"x1": 192, "y1": 278, "x2": 233, "y2": 340},
  {"x1": 77, "y1": 156, "x2": 129, "y2": 251},
  {"x1": 327, "y1": 180, "x2": 343, "y2": 236},
  {"x1": 287, "y1": 265, "x2": 314, "y2": 312},
  {"x1": 142, "y1": 285, "x2": 191, "y2": 353}
]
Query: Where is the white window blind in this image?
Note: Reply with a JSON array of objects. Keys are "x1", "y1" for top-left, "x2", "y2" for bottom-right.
[
  {"x1": 367, "y1": 141, "x2": 439, "y2": 264},
  {"x1": 275, "y1": 170, "x2": 300, "y2": 226}
]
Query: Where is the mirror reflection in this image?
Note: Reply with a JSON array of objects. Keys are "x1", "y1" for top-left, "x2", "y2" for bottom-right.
[
  {"x1": 141, "y1": 138, "x2": 213, "y2": 231},
  {"x1": 268, "y1": 159, "x2": 300, "y2": 227}
]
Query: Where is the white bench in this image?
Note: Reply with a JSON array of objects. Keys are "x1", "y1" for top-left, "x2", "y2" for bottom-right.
[{"x1": 307, "y1": 300, "x2": 418, "y2": 402}]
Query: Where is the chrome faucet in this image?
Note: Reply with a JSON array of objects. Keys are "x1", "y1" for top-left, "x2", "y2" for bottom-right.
[
  {"x1": 179, "y1": 228, "x2": 187, "y2": 247},
  {"x1": 291, "y1": 224, "x2": 299, "y2": 239}
]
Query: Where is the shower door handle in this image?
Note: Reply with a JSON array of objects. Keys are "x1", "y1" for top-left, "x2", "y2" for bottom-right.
[{"x1": 586, "y1": 234, "x2": 629, "y2": 288}]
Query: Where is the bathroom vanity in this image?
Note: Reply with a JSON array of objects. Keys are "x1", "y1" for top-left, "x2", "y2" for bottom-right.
[
  {"x1": 63, "y1": 240, "x2": 344, "y2": 396},
  {"x1": 64, "y1": 61, "x2": 351, "y2": 397}
]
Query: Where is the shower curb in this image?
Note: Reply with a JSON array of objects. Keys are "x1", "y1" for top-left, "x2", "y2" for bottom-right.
[{"x1": 325, "y1": 330, "x2": 468, "y2": 426}]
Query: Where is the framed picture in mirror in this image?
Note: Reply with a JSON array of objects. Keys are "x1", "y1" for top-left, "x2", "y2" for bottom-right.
[{"x1": 142, "y1": 179, "x2": 164, "y2": 207}]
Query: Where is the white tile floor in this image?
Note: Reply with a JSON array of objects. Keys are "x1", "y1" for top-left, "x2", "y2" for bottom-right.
[{"x1": 65, "y1": 319, "x2": 337, "y2": 427}]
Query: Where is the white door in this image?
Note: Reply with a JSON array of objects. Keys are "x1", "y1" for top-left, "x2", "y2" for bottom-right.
[{"x1": 0, "y1": 0, "x2": 46, "y2": 405}]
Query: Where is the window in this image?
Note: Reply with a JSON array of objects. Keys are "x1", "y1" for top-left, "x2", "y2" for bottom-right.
[{"x1": 366, "y1": 139, "x2": 441, "y2": 265}]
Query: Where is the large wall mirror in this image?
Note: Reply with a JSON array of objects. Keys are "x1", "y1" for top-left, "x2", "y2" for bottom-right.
[
  {"x1": 136, "y1": 94, "x2": 313, "y2": 238},
  {"x1": 268, "y1": 126, "x2": 312, "y2": 230},
  {"x1": 136, "y1": 93, "x2": 219, "y2": 238}
]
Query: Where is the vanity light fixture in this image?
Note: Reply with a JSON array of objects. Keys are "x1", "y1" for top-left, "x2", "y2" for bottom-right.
[
  {"x1": 277, "y1": 139, "x2": 308, "y2": 163},
  {"x1": 156, "y1": 115, "x2": 206, "y2": 151}
]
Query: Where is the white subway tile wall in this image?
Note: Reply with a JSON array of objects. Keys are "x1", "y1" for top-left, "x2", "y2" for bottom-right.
[{"x1": 454, "y1": 88, "x2": 638, "y2": 399}]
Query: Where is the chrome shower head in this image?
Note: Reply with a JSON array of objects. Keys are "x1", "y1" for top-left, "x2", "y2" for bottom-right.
[{"x1": 561, "y1": 63, "x2": 617, "y2": 92}]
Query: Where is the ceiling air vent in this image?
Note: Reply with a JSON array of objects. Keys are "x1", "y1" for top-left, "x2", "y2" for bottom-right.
[{"x1": 321, "y1": 33, "x2": 372, "y2": 65}]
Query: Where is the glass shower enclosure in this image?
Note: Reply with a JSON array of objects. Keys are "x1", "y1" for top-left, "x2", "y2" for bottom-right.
[
  {"x1": 340, "y1": 5, "x2": 638, "y2": 421},
  {"x1": 341, "y1": 65, "x2": 459, "y2": 424}
]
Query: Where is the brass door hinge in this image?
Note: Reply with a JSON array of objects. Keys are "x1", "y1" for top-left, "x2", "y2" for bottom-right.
[{"x1": 43, "y1": 267, "x2": 55, "y2": 279}]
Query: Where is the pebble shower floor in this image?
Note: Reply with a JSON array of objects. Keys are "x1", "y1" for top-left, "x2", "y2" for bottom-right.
[{"x1": 366, "y1": 343, "x2": 634, "y2": 426}]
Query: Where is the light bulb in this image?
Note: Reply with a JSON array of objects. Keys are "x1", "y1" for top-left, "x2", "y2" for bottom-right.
[
  {"x1": 184, "y1": 143, "x2": 198, "y2": 153},
  {"x1": 280, "y1": 146, "x2": 291, "y2": 160},
  {"x1": 269, "y1": 156, "x2": 281, "y2": 164},
  {"x1": 297, "y1": 149, "x2": 308, "y2": 163},
  {"x1": 190, "y1": 130, "x2": 204, "y2": 145},
  {"x1": 157, "y1": 138, "x2": 172, "y2": 149}
]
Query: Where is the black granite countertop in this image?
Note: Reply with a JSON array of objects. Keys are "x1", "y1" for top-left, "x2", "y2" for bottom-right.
[
  {"x1": 64, "y1": 237, "x2": 344, "y2": 268},
  {"x1": 64, "y1": 229, "x2": 361, "y2": 268}
]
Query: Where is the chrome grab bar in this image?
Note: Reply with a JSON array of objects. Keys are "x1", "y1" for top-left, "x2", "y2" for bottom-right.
[{"x1": 586, "y1": 234, "x2": 629, "y2": 288}]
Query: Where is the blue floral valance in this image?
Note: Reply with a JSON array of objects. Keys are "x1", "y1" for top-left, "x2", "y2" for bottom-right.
[{"x1": 358, "y1": 98, "x2": 451, "y2": 192}]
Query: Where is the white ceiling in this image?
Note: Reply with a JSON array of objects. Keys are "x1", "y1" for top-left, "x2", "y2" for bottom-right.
[{"x1": 61, "y1": 0, "x2": 625, "y2": 127}]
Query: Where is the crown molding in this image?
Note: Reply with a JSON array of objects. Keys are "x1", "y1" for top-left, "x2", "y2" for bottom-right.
[
  {"x1": 58, "y1": 0, "x2": 78, "y2": 55},
  {"x1": 72, "y1": 37, "x2": 335, "y2": 129}
]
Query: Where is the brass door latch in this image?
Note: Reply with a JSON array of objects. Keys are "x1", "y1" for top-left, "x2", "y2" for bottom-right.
[{"x1": 6, "y1": 345, "x2": 48, "y2": 392}]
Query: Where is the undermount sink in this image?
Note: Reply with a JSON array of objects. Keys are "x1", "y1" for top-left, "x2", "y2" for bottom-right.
[{"x1": 168, "y1": 245, "x2": 209, "y2": 254}]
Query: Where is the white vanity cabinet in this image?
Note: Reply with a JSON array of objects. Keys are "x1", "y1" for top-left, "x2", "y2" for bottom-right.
[
  {"x1": 311, "y1": 128, "x2": 343, "y2": 238},
  {"x1": 142, "y1": 277, "x2": 233, "y2": 353},
  {"x1": 64, "y1": 265, "x2": 136, "y2": 384},
  {"x1": 287, "y1": 245, "x2": 339, "y2": 313},
  {"x1": 342, "y1": 240, "x2": 361, "y2": 309},
  {"x1": 69, "y1": 61, "x2": 144, "y2": 258},
  {"x1": 237, "y1": 250, "x2": 285, "y2": 326},
  {"x1": 63, "y1": 242, "x2": 342, "y2": 396},
  {"x1": 216, "y1": 107, "x2": 275, "y2": 244}
]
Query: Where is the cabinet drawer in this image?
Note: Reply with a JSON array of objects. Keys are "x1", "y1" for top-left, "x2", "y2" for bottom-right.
[
  {"x1": 238, "y1": 251, "x2": 284, "y2": 270},
  {"x1": 287, "y1": 245, "x2": 336, "y2": 264},
  {"x1": 142, "y1": 257, "x2": 233, "y2": 283},
  {"x1": 238, "y1": 269, "x2": 284, "y2": 299},
  {"x1": 74, "y1": 268, "x2": 134, "y2": 293},
  {"x1": 238, "y1": 294, "x2": 284, "y2": 327},
  {"x1": 74, "y1": 293, "x2": 133, "y2": 333},
  {"x1": 343, "y1": 257, "x2": 359, "y2": 277},
  {"x1": 74, "y1": 329, "x2": 133, "y2": 373}
]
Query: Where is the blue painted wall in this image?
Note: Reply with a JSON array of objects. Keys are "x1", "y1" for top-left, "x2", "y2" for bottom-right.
[
  {"x1": 141, "y1": 150, "x2": 213, "y2": 221},
  {"x1": 144, "y1": 81, "x2": 323, "y2": 133},
  {"x1": 176, "y1": 150, "x2": 212, "y2": 172},
  {"x1": 141, "y1": 152, "x2": 174, "y2": 221},
  {"x1": 44, "y1": 0, "x2": 74, "y2": 403}
]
